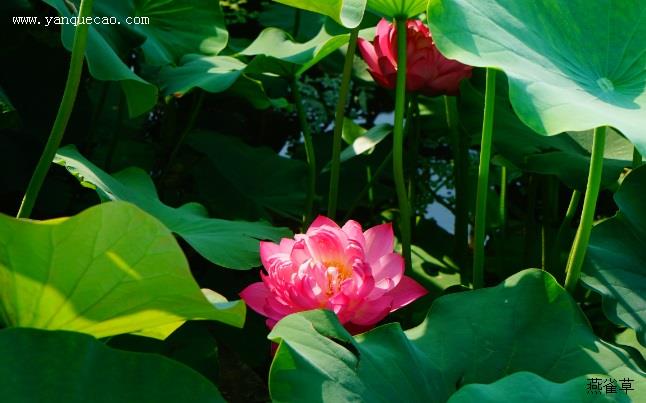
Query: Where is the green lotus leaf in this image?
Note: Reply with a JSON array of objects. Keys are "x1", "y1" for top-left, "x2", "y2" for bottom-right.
[
  {"x1": 460, "y1": 79, "x2": 632, "y2": 190},
  {"x1": 43, "y1": 0, "x2": 228, "y2": 116},
  {"x1": 581, "y1": 165, "x2": 646, "y2": 347},
  {"x1": 427, "y1": 0, "x2": 646, "y2": 156},
  {"x1": 273, "y1": 0, "x2": 367, "y2": 28},
  {"x1": 0, "y1": 328, "x2": 224, "y2": 402},
  {"x1": 268, "y1": 269, "x2": 645, "y2": 402},
  {"x1": 156, "y1": 55, "x2": 278, "y2": 105},
  {"x1": 241, "y1": 26, "x2": 350, "y2": 77},
  {"x1": 0, "y1": 201, "x2": 244, "y2": 339},
  {"x1": 54, "y1": 145, "x2": 291, "y2": 269},
  {"x1": 448, "y1": 372, "x2": 629, "y2": 403},
  {"x1": 367, "y1": 0, "x2": 428, "y2": 18},
  {"x1": 187, "y1": 131, "x2": 307, "y2": 220}
]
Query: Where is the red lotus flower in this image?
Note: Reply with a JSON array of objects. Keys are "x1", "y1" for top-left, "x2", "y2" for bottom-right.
[
  {"x1": 358, "y1": 18, "x2": 472, "y2": 96},
  {"x1": 240, "y1": 216, "x2": 427, "y2": 333}
]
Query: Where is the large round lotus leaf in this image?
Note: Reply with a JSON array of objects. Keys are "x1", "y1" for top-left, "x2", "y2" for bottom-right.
[
  {"x1": 54, "y1": 146, "x2": 290, "y2": 269},
  {"x1": 0, "y1": 328, "x2": 224, "y2": 402},
  {"x1": 368, "y1": 0, "x2": 428, "y2": 18},
  {"x1": 273, "y1": 0, "x2": 367, "y2": 28},
  {"x1": 582, "y1": 165, "x2": 646, "y2": 347},
  {"x1": 427, "y1": 0, "x2": 646, "y2": 156},
  {"x1": 0, "y1": 201, "x2": 244, "y2": 339},
  {"x1": 43, "y1": 0, "x2": 228, "y2": 116},
  {"x1": 268, "y1": 269, "x2": 645, "y2": 402}
]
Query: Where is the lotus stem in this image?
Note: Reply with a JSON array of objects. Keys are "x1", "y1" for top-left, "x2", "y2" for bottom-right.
[
  {"x1": 473, "y1": 68, "x2": 497, "y2": 289},
  {"x1": 499, "y1": 165, "x2": 507, "y2": 232},
  {"x1": 343, "y1": 151, "x2": 393, "y2": 223},
  {"x1": 553, "y1": 189, "x2": 581, "y2": 279},
  {"x1": 17, "y1": 0, "x2": 95, "y2": 218},
  {"x1": 564, "y1": 126, "x2": 607, "y2": 293},
  {"x1": 393, "y1": 18, "x2": 412, "y2": 271},
  {"x1": 327, "y1": 28, "x2": 359, "y2": 219},
  {"x1": 445, "y1": 95, "x2": 470, "y2": 282},
  {"x1": 164, "y1": 91, "x2": 205, "y2": 175},
  {"x1": 291, "y1": 76, "x2": 317, "y2": 228},
  {"x1": 633, "y1": 147, "x2": 643, "y2": 169}
]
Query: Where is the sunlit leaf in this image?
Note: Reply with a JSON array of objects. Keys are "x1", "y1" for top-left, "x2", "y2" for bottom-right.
[
  {"x1": 269, "y1": 270, "x2": 645, "y2": 402},
  {"x1": 55, "y1": 146, "x2": 291, "y2": 269},
  {"x1": 273, "y1": 0, "x2": 367, "y2": 28},
  {"x1": 241, "y1": 26, "x2": 350, "y2": 77},
  {"x1": 427, "y1": 0, "x2": 646, "y2": 155},
  {"x1": 367, "y1": 0, "x2": 428, "y2": 18},
  {"x1": 0, "y1": 202, "x2": 244, "y2": 339}
]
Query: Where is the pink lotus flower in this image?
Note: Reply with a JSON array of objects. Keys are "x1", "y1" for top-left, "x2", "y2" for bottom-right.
[
  {"x1": 358, "y1": 18, "x2": 472, "y2": 96},
  {"x1": 240, "y1": 216, "x2": 427, "y2": 332}
]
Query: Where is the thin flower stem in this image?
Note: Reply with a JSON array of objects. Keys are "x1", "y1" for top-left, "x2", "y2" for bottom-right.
[
  {"x1": 342, "y1": 151, "x2": 393, "y2": 223},
  {"x1": 553, "y1": 189, "x2": 581, "y2": 279},
  {"x1": 17, "y1": 0, "x2": 95, "y2": 218},
  {"x1": 393, "y1": 18, "x2": 412, "y2": 271},
  {"x1": 444, "y1": 95, "x2": 469, "y2": 282},
  {"x1": 633, "y1": 147, "x2": 643, "y2": 169},
  {"x1": 407, "y1": 95, "x2": 420, "y2": 203},
  {"x1": 473, "y1": 68, "x2": 497, "y2": 289},
  {"x1": 564, "y1": 126, "x2": 607, "y2": 293},
  {"x1": 291, "y1": 76, "x2": 316, "y2": 228},
  {"x1": 327, "y1": 28, "x2": 360, "y2": 219},
  {"x1": 499, "y1": 165, "x2": 507, "y2": 232},
  {"x1": 163, "y1": 91, "x2": 205, "y2": 175}
]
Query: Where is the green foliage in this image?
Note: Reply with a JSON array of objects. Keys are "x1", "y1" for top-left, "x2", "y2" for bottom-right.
[
  {"x1": 427, "y1": 0, "x2": 646, "y2": 155},
  {"x1": 43, "y1": 0, "x2": 229, "y2": 116},
  {"x1": 460, "y1": 80, "x2": 631, "y2": 190},
  {"x1": 0, "y1": 201, "x2": 244, "y2": 339},
  {"x1": 448, "y1": 372, "x2": 629, "y2": 403},
  {"x1": 582, "y1": 165, "x2": 646, "y2": 346},
  {"x1": 273, "y1": 0, "x2": 367, "y2": 28},
  {"x1": 187, "y1": 131, "x2": 307, "y2": 219},
  {"x1": 367, "y1": 0, "x2": 428, "y2": 18},
  {"x1": 241, "y1": 26, "x2": 350, "y2": 77},
  {"x1": 269, "y1": 270, "x2": 645, "y2": 402},
  {"x1": 0, "y1": 328, "x2": 224, "y2": 402},
  {"x1": 55, "y1": 146, "x2": 291, "y2": 269}
]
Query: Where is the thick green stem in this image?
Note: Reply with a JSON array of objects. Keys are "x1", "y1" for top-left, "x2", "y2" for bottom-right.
[
  {"x1": 633, "y1": 147, "x2": 643, "y2": 169},
  {"x1": 17, "y1": 0, "x2": 95, "y2": 218},
  {"x1": 472, "y1": 68, "x2": 497, "y2": 289},
  {"x1": 445, "y1": 95, "x2": 470, "y2": 281},
  {"x1": 292, "y1": 77, "x2": 317, "y2": 227},
  {"x1": 393, "y1": 18, "x2": 412, "y2": 271},
  {"x1": 564, "y1": 126, "x2": 607, "y2": 293},
  {"x1": 327, "y1": 28, "x2": 359, "y2": 219}
]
